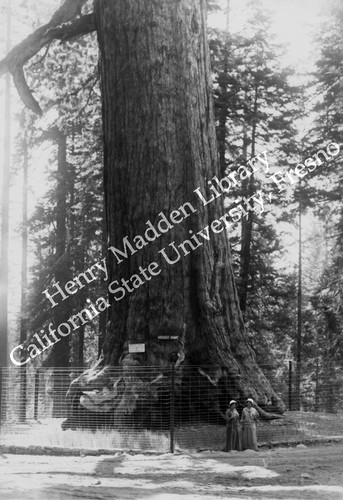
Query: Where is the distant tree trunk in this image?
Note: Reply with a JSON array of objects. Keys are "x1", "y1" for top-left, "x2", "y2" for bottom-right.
[
  {"x1": 76, "y1": 235, "x2": 85, "y2": 368},
  {"x1": 323, "y1": 308, "x2": 336, "y2": 413},
  {"x1": 239, "y1": 173, "x2": 254, "y2": 317},
  {"x1": 0, "y1": 0, "x2": 11, "y2": 370},
  {"x1": 217, "y1": 0, "x2": 230, "y2": 179},
  {"x1": 68, "y1": 152, "x2": 85, "y2": 369},
  {"x1": 294, "y1": 186, "x2": 302, "y2": 411},
  {"x1": 239, "y1": 84, "x2": 258, "y2": 318},
  {"x1": 64, "y1": 0, "x2": 285, "y2": 429},
  {"x1": 77, "y1": 325, "x2": 85, "y2": 367},
  {"x1": 51, "y1": 130, "x2": 71, "y2": 417},
  {"x1": 68, "y1": 149, "x2": 77, "y2": 367},
  {"x1": 19, "y1": 114, "x2": 28, "y2": 422},
  {"x1": 98, "y1": 208, "x2": 107, "y2": 357}
]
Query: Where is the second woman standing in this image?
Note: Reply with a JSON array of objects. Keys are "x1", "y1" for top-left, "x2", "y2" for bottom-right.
[{"x1": 241, "y1": 398, "x2": 259, "y2": 451}]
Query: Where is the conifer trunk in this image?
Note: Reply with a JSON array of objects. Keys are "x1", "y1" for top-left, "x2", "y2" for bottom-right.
[
  {"x1": 0, "y1": 0, "x2": 11, "y2": 370},
  {"x1": 64, "y1": 0, "x2": 285, "y2": 428},
  {"x1": 239, "y1": 84, "x2": 258, "y2": 317},
  {"x1": 19, "y1": 116, "x2": 28, "y2": 422},
  {"x1": 51, "y1": 130, "x2": 71, "y2": 417}
]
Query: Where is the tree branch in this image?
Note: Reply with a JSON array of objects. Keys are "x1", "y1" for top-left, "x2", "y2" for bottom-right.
[
  {"x1": 0, "y1": 0, "x2": 95, "y2": 115},
  {"x1": 46, "y1": 14, "x2": 96, "y2": 43},
  {"x1": 12, "y1": 66, "x2": 42, "y2": 115}
]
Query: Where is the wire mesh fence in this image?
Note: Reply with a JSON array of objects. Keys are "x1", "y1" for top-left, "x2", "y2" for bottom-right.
[{"x1": 0, "y1": 363, "x2": 343, "y2": 453}]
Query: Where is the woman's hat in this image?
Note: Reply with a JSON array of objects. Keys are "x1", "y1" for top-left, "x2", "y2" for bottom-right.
[
  {"x1": 246, "y1": 398, "x2": 254, "y2": 404},
  {"x1": 229, "y1": 400, "x2": 237, "y2": 406}
]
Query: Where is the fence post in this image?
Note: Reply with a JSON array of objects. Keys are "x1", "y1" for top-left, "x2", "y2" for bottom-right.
[
  {"x1": 288, "y1": 361, "x2": 293, "y2": 411},
  {"x1": 34, "y1": 370, "x2": 40, "y2": 420},
  {"x1": 170, "y1": 364, "x2": 175, "y2": 453}
]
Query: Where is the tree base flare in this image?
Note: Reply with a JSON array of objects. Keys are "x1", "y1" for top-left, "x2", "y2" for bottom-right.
[{"x1": 62, "y1": 361, "x2": 285, "y2": 431}]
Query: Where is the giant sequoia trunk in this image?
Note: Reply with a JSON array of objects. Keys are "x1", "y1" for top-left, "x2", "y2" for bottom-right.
[{"x1": 64, "y1": 0, "x2": 285, "y2": 428}]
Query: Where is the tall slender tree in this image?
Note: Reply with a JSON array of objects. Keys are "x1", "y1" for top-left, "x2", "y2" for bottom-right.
[
  {"x1": 0, "y1": 0, "x2": 11, "y2": 369},
  {"x1": 18, "y1": 111, "x2": 29, "y2": 422}
]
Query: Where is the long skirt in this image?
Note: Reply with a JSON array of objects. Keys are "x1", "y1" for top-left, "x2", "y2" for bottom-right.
[
  {"x1": 242, "y1": 423, "x2": 258, "y2": 451},
  {"x1": 226, "y1": 425, "x2": 242, "y2": 451}
]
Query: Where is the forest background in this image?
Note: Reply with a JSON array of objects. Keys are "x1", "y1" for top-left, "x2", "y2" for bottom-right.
[{"x1": 0, "y1": 0, "x2": 343, "y2": 414}]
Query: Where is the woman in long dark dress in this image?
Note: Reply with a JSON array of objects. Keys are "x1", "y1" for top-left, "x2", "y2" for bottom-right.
[
  {"x1": 225, "y1": 400, "x2": 242, "y2": 451},
  {"x1": 241, "y1": 398, "x2": 259, "y2": 451}
]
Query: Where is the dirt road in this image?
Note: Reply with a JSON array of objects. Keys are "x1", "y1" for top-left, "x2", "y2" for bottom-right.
[{"x1": 0, "y1": 442, "x2": 342, "y2": 499}]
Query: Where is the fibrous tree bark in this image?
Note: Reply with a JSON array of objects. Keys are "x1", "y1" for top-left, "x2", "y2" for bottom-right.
[
  {"x1": 1, "y1": 0, "x2": 285, "y2": 428},
  {"x1": 84, "y1": 0, "x2": 285, "y2": 421},
  {"x1": 97, "y1": 0, "x2": 245, "y2": 366}
]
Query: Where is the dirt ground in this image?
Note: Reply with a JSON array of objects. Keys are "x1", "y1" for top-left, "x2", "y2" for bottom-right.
[{"x1": 0, "y1": 443, "x2": 343, "y2": 500}]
